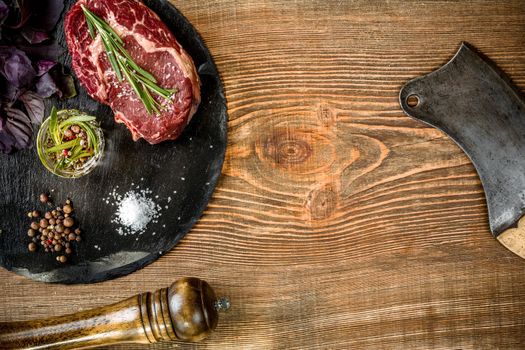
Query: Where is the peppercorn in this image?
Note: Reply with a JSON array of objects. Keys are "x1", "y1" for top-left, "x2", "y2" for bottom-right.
[
  {"x1": 39, "y1": 193, "x2": 49, "y2": 203},
  {"x1": 64, "y1": 129, "x2": 74, "y2": 139},
  {"x1": 63, "y1": 217, "x2": 75, "y2": 228},
  {"x1": 39, "y1": 219, "x2": 49, "y2": 228},
  {"x1": 63, "y1": 204, "x2": 73, "y2": 214},
  {"x1": 27, "y1": 193, "x2": 84, "y2": 261}
]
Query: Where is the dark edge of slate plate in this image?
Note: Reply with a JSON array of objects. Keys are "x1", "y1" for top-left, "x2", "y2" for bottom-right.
[{"x1": 0, "y1": 0, "x2": 227, "y2": 284}]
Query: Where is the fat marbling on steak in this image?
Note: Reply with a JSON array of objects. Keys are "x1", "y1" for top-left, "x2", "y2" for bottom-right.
[{"x1": 64, "y1": 0, "x2": 201, "y2": 144}]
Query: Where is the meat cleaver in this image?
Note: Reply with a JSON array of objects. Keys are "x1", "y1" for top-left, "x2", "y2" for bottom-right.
[{"x1": 399, "y1": 42, "x2": 525, "y2": 259}]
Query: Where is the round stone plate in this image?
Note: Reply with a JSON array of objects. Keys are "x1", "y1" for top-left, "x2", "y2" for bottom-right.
[{"x1": 0, "y1": 0, "x2": 227, "y2": 283}]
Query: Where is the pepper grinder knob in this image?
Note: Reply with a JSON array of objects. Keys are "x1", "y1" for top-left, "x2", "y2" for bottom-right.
[{"x1": 166, "y1": 277, "x2": 230, "y2": 342}]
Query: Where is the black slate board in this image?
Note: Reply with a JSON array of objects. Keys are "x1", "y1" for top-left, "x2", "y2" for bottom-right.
[{"x1": 0, "y1": 0, "x2": 227, "y2": 283}]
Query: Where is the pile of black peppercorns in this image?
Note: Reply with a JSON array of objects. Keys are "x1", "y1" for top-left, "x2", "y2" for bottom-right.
[{"x1": 26, "y1": 193, "x2": 82, "y2": 263}]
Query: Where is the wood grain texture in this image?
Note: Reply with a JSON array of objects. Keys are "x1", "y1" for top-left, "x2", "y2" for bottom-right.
[{"x1": 1, "y1": 0, "x2": 525, "y2": 349}]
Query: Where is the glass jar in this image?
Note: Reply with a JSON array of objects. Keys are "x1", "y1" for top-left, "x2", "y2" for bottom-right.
[{"x1": 36, "y1": 109, "x2": 105, "y2": 178}]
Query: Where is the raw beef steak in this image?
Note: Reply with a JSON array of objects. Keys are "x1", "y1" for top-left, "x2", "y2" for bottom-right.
[{"x1": 64, "y1": 0, "x2": 201, "y2": 144}]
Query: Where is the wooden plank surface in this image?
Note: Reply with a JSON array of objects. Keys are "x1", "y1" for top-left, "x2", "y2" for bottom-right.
[{"x1": 1, "y1": 0, "x2": 525, "y2": 349}]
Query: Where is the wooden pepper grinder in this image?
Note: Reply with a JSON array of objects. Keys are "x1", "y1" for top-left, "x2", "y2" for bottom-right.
[{"x1": 0, "y1": 277, "x2": 230, "y2": 349}]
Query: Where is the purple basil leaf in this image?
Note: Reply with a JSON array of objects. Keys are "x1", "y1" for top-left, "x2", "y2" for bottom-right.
[
  {"x1": 0, "y1": 0, "x2": 6, "y2": 40},
  {"x1": 0, "y1": 114, "x2": 16, "y2": 154},
  {"x1": 36, "y1": 59, "x2": 56, "y2": 76},
  {"x1": 16, "y1": 41, "x2": 64, "y2": 61},
  {"x1": 27, "y1": 0, "x2": 64, "y2": 32},
  {"x1": 0, "y1": 78, "x2": 19, "y2": 101},
  {"x1": 4, "y1": 106, "x2": 32, "y2": 149},
  {"x1": 6, "y1": 119, "x2": 31, "y2": 148},
  {"x1": 35, "y1": 71, "x2": 57, "y2": 98},
  {"x1": 21, "y1": 27, "x2": 49, "y2": 44},
  {"x1": 51, "y1": 68, "x2": 76, "y2": 99},
  {"x1": 19, "y1": 90, "x2": 43, "y2": 124},
  {"x1": 36, "y1": 66, "x2": 76, "y2": 99},
  {"x1": 4, "y1": 0, "x2": 31, "y2": 29},
  {"x1": 0, "y1": 46, "x2": 35, "y2": 101},
  {"x1": 0, "y1": 1, "x2": 8, "y2": 27}
]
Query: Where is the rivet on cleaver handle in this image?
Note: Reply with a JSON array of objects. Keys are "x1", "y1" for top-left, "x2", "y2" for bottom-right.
[{"x1": 399, "y1": 42, "x2": 525, "y2": 259}]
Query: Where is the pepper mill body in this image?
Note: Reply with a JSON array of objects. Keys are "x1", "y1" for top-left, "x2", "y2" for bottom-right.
[{"x1": 0, "y1": 277, "x2": 228, "y2": 350}]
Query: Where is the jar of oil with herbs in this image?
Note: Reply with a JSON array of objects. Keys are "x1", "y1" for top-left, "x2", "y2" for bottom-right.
[{"x1": 37, "y1": 107, "x2": 105, "y2": 178}]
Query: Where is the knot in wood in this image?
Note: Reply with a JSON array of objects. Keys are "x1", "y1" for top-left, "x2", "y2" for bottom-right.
[
  {"x1": 262, "y1": 131, "x2": 313, "y2": 166},
  {"x1": 317, "y1": 103, "x2": 337, "y2": 127},
  {"x1": 306, "y1": 185, "x2": 338, "y2": 220}
]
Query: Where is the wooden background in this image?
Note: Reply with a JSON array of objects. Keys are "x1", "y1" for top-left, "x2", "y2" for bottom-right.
[{"x1": 1, "y1": 0, "x2": 525, "y2": 349}]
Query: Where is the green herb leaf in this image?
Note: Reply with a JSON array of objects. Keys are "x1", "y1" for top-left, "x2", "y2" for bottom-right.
[
  {"x1": 58, "y1": 115, "x2": 97, "y2": 129},
  {"x1": 46, "y1": 138, "x2": 81, "y2": 153},
  {"x1": 48, "y1": 106, "x2": 60, "y2": 145},
  {"x1": 54, "y1": 157, "x2": 65, "y2": 172},
  {"x1": 77, "y1": 121, "x2": 99, "y2": 152},
  {"x1": 68, "y1": 143, "x2": 84, "y2": 159},
  {"x1": 69, "y1": 151, "x2": 94, "y2": 163}
]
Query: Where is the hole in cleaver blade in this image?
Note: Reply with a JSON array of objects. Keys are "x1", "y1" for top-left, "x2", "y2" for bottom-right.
[{"x1": 399, "y1": 42, "x2": 525, "y2": 259}]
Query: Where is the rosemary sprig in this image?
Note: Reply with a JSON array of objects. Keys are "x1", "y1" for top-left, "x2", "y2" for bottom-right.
[{"x1": 81, "y1": 5, "x2": 176, "y2": 115}]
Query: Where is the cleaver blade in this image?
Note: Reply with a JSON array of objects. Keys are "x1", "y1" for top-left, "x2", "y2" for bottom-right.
[{"x1": 399, "y1": 42, "x2": 525, "y2": 259}]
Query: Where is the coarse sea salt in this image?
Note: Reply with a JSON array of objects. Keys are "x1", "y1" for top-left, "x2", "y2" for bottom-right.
[{"x1": 104, "y1": 188, "x2": 162, "y2": 236}]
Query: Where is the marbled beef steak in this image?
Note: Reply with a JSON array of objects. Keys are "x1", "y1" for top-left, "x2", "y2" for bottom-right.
[{"x1": 64, "y1": 0, "x2": 201, "y2": 144}]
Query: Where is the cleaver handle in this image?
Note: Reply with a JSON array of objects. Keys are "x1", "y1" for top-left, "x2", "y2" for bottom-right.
[
  {"x1": 0, "y1": 277, "x2": 229, "y2": 349},
  {"x1": 498, "y1": 217, "x2": 525, "y2": 259}
]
